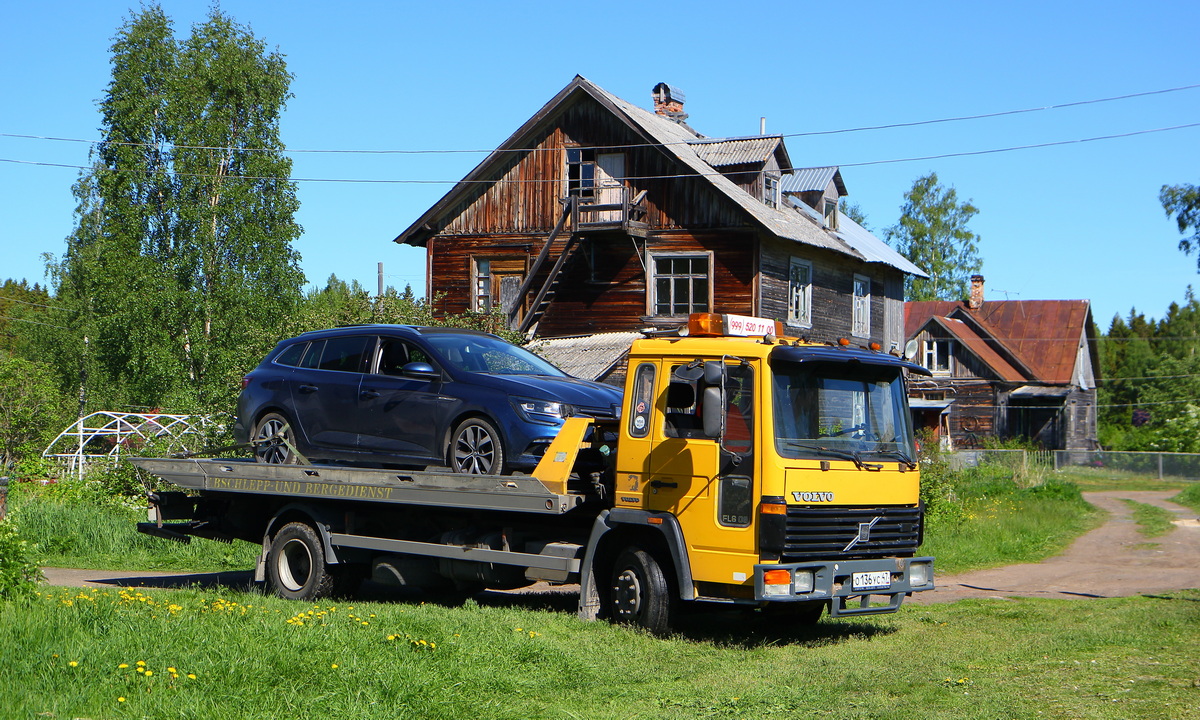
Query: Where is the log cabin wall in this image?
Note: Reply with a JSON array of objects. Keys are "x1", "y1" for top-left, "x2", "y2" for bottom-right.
[{"x1": 759, "y1": 236, "x2": 906, "y2": 348}]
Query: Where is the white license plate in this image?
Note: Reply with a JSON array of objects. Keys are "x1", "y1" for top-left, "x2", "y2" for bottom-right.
[{"x1": 851, "y1": 571, "x2": 891, "y2": 591}]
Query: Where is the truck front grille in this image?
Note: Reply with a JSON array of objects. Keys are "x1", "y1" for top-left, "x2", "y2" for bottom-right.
[{"x1": 782, "y1": 506, "x2": 921, "y2": 562}]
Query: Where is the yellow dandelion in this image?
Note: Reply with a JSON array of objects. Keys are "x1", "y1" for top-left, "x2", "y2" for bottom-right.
[
  {"x1": 144, "y1": 670, "x2": 154, "y2": 677},
  {"x1": 118, "y1": 697, "x2": 126, "y2": 703},
  {"x1": 187, "y1": 673, "x2": 196, "y2": 680},
  {"x1": 167, "y1": 667, "x2": 177, "y2": 673},
  {"x1": 68, "y1": 661, "x2": 78, "y2": 667},
  {"x1": 331, "y1": 663, "x2": 339, "y2": 669},
  {"x1": 118, "y1": 664, "x2": 129, "y2": 669},
  {"x1": 136, "y1": 661, "x2": 146, "y2": 667}
]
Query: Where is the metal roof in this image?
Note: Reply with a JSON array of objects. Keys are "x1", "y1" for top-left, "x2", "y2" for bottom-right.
[
  {"x1": 831, "y1": 211, "x2": 928, "y2": 278},
  {"x1": 781, "y1": 166, "x2": 846, "y2": 196},
  {"x1": 905, "y1": 300, "x2": 1096, "y2": 385},
  {"x1": 689, "y1": 137, "x2": 782, "y2": 168},
  {"x1": 526, "y1": 332, "x2": 640, "y2": 381}
]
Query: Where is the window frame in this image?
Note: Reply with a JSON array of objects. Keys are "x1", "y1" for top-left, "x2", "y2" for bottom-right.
[
  {"x1": 852, "y1": 273, "x2": 871, "y2": 338},
  {"x1": 787, "y1": 257, "x2": 813, "y2": 328},
  {"x1": 648, "y1": 251, "x2": 713, "y2": 318},
  {"x1": 763, "y1": 173, "x2": 781, "y2": 209},
  {"x1": 922, "y1": 338, "x2": 955, "y2": 375}
]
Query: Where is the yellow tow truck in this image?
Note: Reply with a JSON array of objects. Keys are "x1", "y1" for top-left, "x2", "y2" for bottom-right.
[{"x1": 135, "y1": 312, "x2": 934, "y2": 633}]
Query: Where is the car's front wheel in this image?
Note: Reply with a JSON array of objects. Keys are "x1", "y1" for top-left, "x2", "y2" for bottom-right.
[{"x1": 448, "y1": 418, "x2": 504, "y2": 474}]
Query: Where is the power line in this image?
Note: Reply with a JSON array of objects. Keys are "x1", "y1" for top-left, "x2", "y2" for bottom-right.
[
  {"x1": 0, "y1": 313, "x2": 68, "y2": 329},
  {"x1": 4, "y1": 121, "x2": 1198, "y2": 184},
  {"x1": 3, "y1": 82, "x2": 1197, "y2": 156}
]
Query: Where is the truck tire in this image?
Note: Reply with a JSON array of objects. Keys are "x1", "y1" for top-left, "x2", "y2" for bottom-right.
[
  {"x1": 267, "y1": 522, "x2": 337, "y2": 600},
  {"x1": 253, "y1": 412, "x2": 298, "y2": 465},
  {"x1": 449, "y1": 418, "x2": 504, "y2": 475},
  {"x1": 609, "y1": 548, "x2": 675, "y2": 635}
]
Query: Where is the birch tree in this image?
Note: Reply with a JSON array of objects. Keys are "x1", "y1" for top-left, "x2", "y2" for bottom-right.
[{"x1": 886, "y1": 173, "x2": 982, "y2": 302}]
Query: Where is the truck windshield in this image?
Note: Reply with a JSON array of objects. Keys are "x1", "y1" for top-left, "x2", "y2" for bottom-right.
[{"x1": 771, "y1": 360, "x2": 915, "y2": 464}]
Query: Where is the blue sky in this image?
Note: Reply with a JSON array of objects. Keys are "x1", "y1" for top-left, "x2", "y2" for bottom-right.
[{"x1": 2, "y1": 0, "x2": 1198, "y2": 329}]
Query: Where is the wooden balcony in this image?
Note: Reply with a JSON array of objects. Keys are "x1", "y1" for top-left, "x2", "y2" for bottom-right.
[{"x1": 570, "y1": 187, "x2": 649, "y2": 238}]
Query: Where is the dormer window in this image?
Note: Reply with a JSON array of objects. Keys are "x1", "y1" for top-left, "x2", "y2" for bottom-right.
[
  {"x1": 566, "y1": 148, "x2": 596, "y2": 199},
  {"x1": 764, "y1": 173, "x2": 780, "y2": 208},
  {"x1": 824, "y1": 198, "x2": 839, "y2": 229}
]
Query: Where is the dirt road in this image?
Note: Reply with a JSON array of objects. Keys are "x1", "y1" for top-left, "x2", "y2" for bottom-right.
[
  {"x1": 41, "y1": 491, "x2": 1200, "y2": 604},
  {"x1": 910, "y1": 490, "x2": 1200, "y2": 603}
]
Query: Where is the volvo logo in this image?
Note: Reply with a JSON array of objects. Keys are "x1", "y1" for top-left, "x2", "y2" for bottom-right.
[
  {"x1": 792, "y1": 491, "x2": 834, "y2": 503},
  {"x1": 843, "y1": 516, "x2": 883, "y2": 552}
]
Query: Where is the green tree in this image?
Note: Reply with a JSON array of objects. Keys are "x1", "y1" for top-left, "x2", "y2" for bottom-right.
[
  {"x1": 886, "y1": 172, "x2": 982, "y2": 301},
  {"x1": 0, "y1": 357, "x2": 67, "y2": 468},
  {"x1": 1161, "y1": 182, "x2": 1200, "y2": 270},
  {"x1": 47, "y1": 6, "x2": 303, "y2": 414}
]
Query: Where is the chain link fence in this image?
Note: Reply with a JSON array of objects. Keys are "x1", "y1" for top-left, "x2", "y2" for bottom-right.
[{"x1": 951, "y1": 449, "x2": 1200, "y2": 482}]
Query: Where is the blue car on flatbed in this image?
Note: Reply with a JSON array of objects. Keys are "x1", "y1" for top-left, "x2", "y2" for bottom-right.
[{"x1": 234, "y1": 325, "x2": 623, "y2": 474}]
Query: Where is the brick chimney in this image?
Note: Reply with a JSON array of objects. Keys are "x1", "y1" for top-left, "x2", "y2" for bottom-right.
[
  {"x1": 968, "y1": 275, "x2": 985, "y2": 310},
  {"x1": 652, "y1": 82, "x2": 688, "y2": 123}
]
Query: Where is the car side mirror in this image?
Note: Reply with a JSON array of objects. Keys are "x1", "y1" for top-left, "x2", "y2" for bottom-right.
[
  {"x1": 401, "y1": 362, "x2": 440, "y2": 380},
  {"x1": 703, "y1": 362, "x2": 725, "y2": 387}
]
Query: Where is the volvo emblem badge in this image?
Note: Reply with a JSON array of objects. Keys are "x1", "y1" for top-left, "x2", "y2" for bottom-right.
[{"x1": 843, "y1": 516, "x2": 882, "y2": 552}]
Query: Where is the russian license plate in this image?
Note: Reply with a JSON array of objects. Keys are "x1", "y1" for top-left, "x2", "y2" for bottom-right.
[{"x1": 851, "y1": 571, "x2": 891, "y2": 591}]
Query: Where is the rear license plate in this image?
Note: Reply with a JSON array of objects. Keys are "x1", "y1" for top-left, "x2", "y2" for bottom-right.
[{"x1": 851, "y1": 571, "x2": 891, "y2": 591}]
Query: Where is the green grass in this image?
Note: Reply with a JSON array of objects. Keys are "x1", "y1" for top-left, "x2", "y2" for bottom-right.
[
  {"x1": 7, "y1": 481, "x2": 258, "y2": 572},
  {"x1": 1171, "y1": 483, "x2": 1200, "y2": 513},
  {"x1": 1121, "y1": 499, "x2": 1179, "y2": 538},
  {"x1": 1054, "y1": 466, "x2": 1193, "y2": 492},
  {"x1": 3, "y1": 584, "x2": 1197, "y2": 719},
  {"x1": 921, "y1": 468, "x2": 1103, "y2": 575}
]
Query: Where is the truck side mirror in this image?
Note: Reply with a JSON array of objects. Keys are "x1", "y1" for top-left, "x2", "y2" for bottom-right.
[
  {"x1": 703, "y1": 362, "x2": 725, "y2": 387},
  {"x1": 701, "y1": 386, "x2": 724, "y2": 439}
]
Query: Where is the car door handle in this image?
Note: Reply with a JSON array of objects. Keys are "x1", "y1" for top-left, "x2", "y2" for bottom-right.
[
  {"x1": 298, "y1": 384, "x2": 318, "y2": 394},
  {"x1": 649, "y1": 480, "x2": 678, "y2": 489},
  {"x1": 360, "y1": 390, "x2": 381, "y2": 399}
]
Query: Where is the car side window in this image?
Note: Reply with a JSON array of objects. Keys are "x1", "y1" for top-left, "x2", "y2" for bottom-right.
[
  {"x1": 317, "y1": 336, "x2": 371, "y2": 373},
  {"x1": 274, "y1": 342, "x2": 307, "y2": 367},
  {"x1": 299, "y1": 340, "x2": 326, "y2": 369},
  {"x1": 376, "y1": 338, "x2": 434, "y2": 376}
]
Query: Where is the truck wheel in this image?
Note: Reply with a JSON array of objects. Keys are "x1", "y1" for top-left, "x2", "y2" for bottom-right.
[
  {"x1": 609, "y1": 548, "x2": 675, "y2": 635},
  {"x1": 449, "y1": 418, "x2": 504, "y2": 475},
  {"x1": 267, "y1": 522, "x2": 337, "y2": 600},
  {"x1": 254, "y1": 412, "x2": 298, "y2": 465}
]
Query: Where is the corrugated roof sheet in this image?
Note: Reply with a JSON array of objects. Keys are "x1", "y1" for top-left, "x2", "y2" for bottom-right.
[
  {"x1": 833, "y1": 213, "x2": 928, "y2": 277},
  {"x1": 526, "y1": 332, "x2": 640, "y2": 381},
  {"x1": 689, "y1": 137, "x2": 781, "y2": 167},
  {"x1": 781, "y1": 166, "x2": 845, "y2": 195}
]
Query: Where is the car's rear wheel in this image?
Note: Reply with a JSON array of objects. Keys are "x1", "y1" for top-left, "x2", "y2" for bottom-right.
[
  {"x1": 253, "y1": 412, "x2": 298, "y2": 464},
  {"x1": 449, "y1": 418, "x2": 504, "y2": 475}
]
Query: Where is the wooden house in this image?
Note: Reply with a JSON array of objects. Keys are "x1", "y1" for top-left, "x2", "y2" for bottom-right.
[
  {"x1": 905, "y1": 276, "x2": 1100, "y2": 451},
  {"x1": 393, "y1": 76, "x2": 926, "y2": 354}
]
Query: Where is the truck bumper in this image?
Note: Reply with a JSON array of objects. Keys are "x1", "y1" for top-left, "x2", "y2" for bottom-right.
[{"x1": 753, "y1": 556, "x2": 934, "y2": 617}]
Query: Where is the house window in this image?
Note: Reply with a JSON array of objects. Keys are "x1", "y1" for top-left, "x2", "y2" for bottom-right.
[
  {"x1": 566, "y1": 147, "x2": 596, "y2": 200},
  {"x1": 651, "y1": 253, "x2": 711, "y2": 316},
  {"x1": 823, "y1": 198, "x2": 839, "y2": 229},
  {"x1": 852, "y1": 274, "x2": 871, "y2": 337},
  {"x1": 923, "y1": 339, "x2": 955, "y2": 374},
  {"x1": 763, "y1": 173, "x2": 781, "y2": 208},
  {"x1": 788, "y1": 257, "x2": 812, "y2": 327},
  {"x1": 472, "y1": 257, "x2": 526, "y2": 314}
]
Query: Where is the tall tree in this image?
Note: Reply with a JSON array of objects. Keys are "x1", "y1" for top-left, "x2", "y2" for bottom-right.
[
  {"x1": 886, "y1": 172, "x2": 982, "y2": 302},
  {"x1": 47, "y1": 6, "x2": 303, "y2": 413},
  {"x1": 1161, "y1": 182, "x2": 1200, "y2": 270}
]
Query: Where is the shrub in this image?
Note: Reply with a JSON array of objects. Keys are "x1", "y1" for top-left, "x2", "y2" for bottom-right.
[{"x1": 0, "y1": 515, "x2": 44, "y2": 601}]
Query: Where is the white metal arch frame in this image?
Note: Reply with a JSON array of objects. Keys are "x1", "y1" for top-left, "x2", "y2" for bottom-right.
[{"x1": 43, "y1": 412, "x2": 214, "y2": 480}]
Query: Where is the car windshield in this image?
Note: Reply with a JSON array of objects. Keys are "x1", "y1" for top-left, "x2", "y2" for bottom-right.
[
  {"x1": 423, "y1": 333, "x2": 567, "y2": 377},
  {"x1": 771, "y1": 360, "x2": 915, "y2": 463}
]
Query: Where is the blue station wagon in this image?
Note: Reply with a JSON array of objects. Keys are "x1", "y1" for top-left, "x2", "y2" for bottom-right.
[{"x1": 234, "y1": 325, "x2": 623, "y2": 474}]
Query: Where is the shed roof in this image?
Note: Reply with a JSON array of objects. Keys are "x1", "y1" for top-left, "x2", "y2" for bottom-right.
[
  {"x1": 781, "y1": 166, "x2": 847, "y2": 196},
  {"x1": 688, "y1": 136, "x2": 792, "y2": 171},
  {"x1": 527, "y1": 331, "x2": 639, "y2": 381}
]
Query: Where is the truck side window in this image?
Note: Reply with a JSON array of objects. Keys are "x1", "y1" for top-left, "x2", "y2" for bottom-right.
[
  {"x1": 628, "y1": 363, "x2": 655, "y2": 438},
  {"x1": 663, "y1": 380, "x2": 702, "y2": 438}
]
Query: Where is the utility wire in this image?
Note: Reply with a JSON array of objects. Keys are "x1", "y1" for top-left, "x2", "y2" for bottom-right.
[
  {"x1": 3, "y1": 82, "x2": 1198, "y2": 156},
  {"x1": 4, "y1": 121, "x2": 1199, "y2": 183}
]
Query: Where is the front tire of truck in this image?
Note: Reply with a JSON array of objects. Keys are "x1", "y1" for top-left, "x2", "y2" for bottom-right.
[
  {"x1": 267, "y1": 522, "x2": 337, "y2": 600},
  {"x1": 609, "y1": 548, "x2": 675, "y2": 635}
]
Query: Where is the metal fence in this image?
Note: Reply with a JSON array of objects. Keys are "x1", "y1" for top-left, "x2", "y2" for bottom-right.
[{"x1": 951, "y1": 449, "x2": 1200, "y2": 481}]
